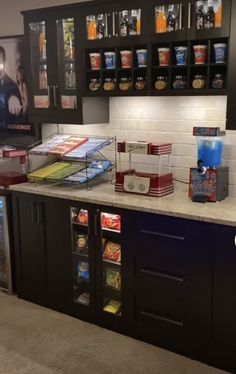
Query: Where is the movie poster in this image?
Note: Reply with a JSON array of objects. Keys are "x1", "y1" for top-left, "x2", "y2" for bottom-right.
[{"x1": 0, "y1": 36, "x2": 33, "y2": 134}]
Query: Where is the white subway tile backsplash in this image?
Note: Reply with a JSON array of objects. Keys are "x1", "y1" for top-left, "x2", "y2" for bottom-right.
[{"x1": 42, "y1": 95, "x2": 236, "y2": 196}]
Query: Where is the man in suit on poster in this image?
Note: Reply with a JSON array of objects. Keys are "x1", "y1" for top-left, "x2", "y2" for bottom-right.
[{"x1": 0, "y1": 45, "x2": 23, "y2": 130}]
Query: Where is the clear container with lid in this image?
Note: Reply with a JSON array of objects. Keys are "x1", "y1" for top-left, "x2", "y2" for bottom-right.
[
  {"x1": 192, "y1": 74, "x2": 206, "y2": 89},
  {"x1": 103, "y1": 77, "x2": 116, "y2": 91},
  {"x1": 89, "y1": 77, "x2": 101, "y2": 91},
  {"x1": 65, "y1": 63, "x2": 76, "y2": 89},
  {"x1": 173, "y1": 75, "x2": 187, "y2": 89},
  {"x1": 197, "y1": 136, "x2": 224, "y2": 168},
  {"x1": 212, "y1": 73, "x2": 224, "y2": 89},
  {"x1": 119, "y1": 77, "x2": 132, "y2": 91},
  {"x1": 135, "y1": 76, "x2": 146, "y2": 90},
  {"x1": 155, "y1": 75, "x2": 168, "y2": 90}
]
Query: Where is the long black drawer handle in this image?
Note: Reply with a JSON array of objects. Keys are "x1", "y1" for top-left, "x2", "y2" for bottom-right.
[
  {"x1": 140, "y1": 268, "x2": 185, "y2": 283},
  {"x1": 141, "y1": 310, "x2": 184, "y2": 328},
  {"x1": 140, "y1": 229, "x2": 185, "y2": 241}
]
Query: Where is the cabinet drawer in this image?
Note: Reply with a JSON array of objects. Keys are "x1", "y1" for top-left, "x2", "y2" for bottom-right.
[
  {"x1": 136, "y1": 212, "x2": 209, "y2": 237},
  {"x1": 137, "y1": 269, "x2": 185, "y2": 323}
]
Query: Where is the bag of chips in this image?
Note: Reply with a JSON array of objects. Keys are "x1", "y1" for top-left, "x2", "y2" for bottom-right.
[
  {"x1": 77, "y1": 261, "x2": 89, "y2": 281},
  {"x1": 103, "y1": 241, "x2": 121, "y2": 263},
  {"x1": 105, "y1": 268, "x2": 121, "y2": 290},
  {"x1": 74, "y1": 234, "x2": 88, "y2": 254},
  {"x1": 103, "y1": 300, "x2": 121, "y2": 314}
]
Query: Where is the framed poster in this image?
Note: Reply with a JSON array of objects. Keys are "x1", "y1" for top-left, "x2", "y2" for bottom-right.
[{"x1": 0, "y1": 35, "x2": 40, "y2": 147}]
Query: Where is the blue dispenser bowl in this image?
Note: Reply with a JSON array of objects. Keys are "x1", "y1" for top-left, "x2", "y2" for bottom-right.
[{"x1": 197, "y1": 136, "x2": 223, "y2": 168}]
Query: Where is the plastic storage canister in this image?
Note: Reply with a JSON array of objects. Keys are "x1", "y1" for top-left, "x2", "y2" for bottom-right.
[
  {"x1": 193, "y1": 45, "x2": 207, "y2": 64},
  {"x1": 136, "y1": 49, "x2": 147, "y2": 67},
  {"x1": 158, "y1": 47, "x2": 170, "y2": 66},
  {"x1": 89, "y1": 53, "x2": 101, "y2": 70},
  {"x1": 214, "y1": 43, "x2": 227, "y2": 63},
  {"x1": 175, "y1": 46, "x2": 188, "y2": 65},
  {"x1": 197, "y1": 136, "x2": 223, "y2": 168},
  {"x1": 120, "y1": 50, "x2": 132, "y2": 68},
  {"x1": 104, "y1": 52, "x2": 116, "y2": 69}
]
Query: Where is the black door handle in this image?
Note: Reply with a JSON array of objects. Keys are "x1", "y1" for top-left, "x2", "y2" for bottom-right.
[
  {"x1": 31, "y1": 202, "x2": 37, "y2": 223},
  {"x1": 37, "y1": 202, "x2": 44, "y2": 224}
]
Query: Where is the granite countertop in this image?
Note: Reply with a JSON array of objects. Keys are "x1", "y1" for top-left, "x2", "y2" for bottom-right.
[{"x1": 9, "y1": 182, "x2": 236, "y2": 227}]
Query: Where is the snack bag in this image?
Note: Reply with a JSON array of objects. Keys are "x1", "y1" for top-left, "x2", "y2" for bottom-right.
[
  {"x1": 103, "y1": 300, "x2": 121, "y2": 314},
  {"x1": 77, "y1": 209, "x2": 88, "y2": 225},
  {"x1": 105, "y1": 268, "x2": 121, "y2": 290},
  {"x1": 76, "y1": 292, "x2": 90, "y2": 306},
  {"x1": 74, "y1": 234, "x2": 88, "y2": 254},
  {"x1": 77, "y1": 261, "x2": 89, "y2": 281},
  {"x1": 101, "y1": 213, "x2": 121, "y2": 231},
  {"x1": 103, "y1": 241, "x2": 121, "y2": 263}
]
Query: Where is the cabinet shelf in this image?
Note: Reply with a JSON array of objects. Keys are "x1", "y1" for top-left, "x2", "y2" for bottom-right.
[
  {"x1": 102, "y1": 258, "x2": 121, "y2": 266},
  {"x1": 102, "y1": 227, "x2": 120, "y2": 234},
  {"x1": 150, "y1": 89, "x2": 227, "y2": 96},
  {"x1": 73, "y1": 221, "x2": 88, "y2": 227},
  {"x1": 72, "y1": 252, "x2": 88, "y2": 258},
  {"x1": 103, "y1": 286, "x2": 121, "y2": 299}
]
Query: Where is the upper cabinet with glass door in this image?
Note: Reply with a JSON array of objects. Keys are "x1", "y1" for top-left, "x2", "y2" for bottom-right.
[
  {"x1": 26, "y1": 13, "x2": 82, "y2": 123},
  {"x1": 188, "y1": 0, "x2": 231, "y2": 39}
]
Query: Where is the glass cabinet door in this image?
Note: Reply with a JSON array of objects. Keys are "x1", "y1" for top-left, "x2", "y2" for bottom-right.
[
  {"x1": 155, "y1": 3, "x2": 183, "y2": 34},
  {"x1": 86, "y1": 13, "x2": 110, "y2": 40},
  {"x1": 195, "y1": 0, "x2": 221, "y2": 31},
  {"x1": 0, "y1": 197, "x2": 11, "y2": 293},
  {"x1": 56, "y1": 17, "x2": 77, "y2": 110},
  {"x1": 71, "y1": 208, "x2": 90, "y2": 307},
  {"x1": 100, "y1": 212, "x2": 122, "y2": 316},
  {"x1": 85, "y1": 9, "x2": 142, "y2": 41},
  {"x1": 29, "y1": 21, "x2": 49, "y2": 109},
  {"x1": 188, "y1": 0, "x2": 230, "y2": 38}
]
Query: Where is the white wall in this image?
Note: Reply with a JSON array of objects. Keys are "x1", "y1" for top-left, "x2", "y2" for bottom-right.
[
  {"x1": 0, "y1": 0, "x2": 86, "y2": 36},
  {"x1": 42, "y1": 96, "x2": 235, "y2": 196}
]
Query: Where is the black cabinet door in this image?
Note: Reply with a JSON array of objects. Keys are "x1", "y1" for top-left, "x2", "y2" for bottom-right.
[
  {"x1": 211, "y1": 224, "x2": 236, "y2": 373},
  {"x1": 45, "y1": 197, "x2": 72, "y2": 313},
  {"x1": 147, "y1": 0, "x2": 188, "y2": 43},
  {"x1": 134, "y1": 213, "x2": 212, "y2": 360},
  {"x1": 12, "y1": 193, "x2": 48, "y2": 305},
  {"x1": 23, "y1": 9, "x2": 83, "y2": 124}
]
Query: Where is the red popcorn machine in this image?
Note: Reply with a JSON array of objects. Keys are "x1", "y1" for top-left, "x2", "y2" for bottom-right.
[{"x1": 115, "y1": 141, "x2": 174, "y2": 197}]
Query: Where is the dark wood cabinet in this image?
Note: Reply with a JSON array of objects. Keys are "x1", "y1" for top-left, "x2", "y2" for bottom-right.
[
  {"x1": 133, "y1": 212, "x2": 213, "y2": 361},
  {"x1": 12, "y1": 193, "x2": 48, "y2": 305},
  {"x1": 22, "y1": 0, "x2": 234, "y2": 124},
  {"x1": 210, "y1": 224, "x2": 236, "y2": 373},
  {"x1": 12, "y1": 192, "x2": 135, "y2": 331},
  {"x1": 12, "y1": 192, "x2": 71, "y2": 309},
  {"x1": 11, "y1": 189, "x2": 236, "y2": 372}
]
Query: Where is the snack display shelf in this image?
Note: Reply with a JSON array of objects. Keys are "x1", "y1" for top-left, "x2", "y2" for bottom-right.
[
  {"x1": 28, "y1": 134, "x2": 116, "y2": 188},
  {"x1": 73, "y1": 252, "x2": 88, "y2": 258},
  {"x1": 29, "y1": 134, "x2": 116, "y2": 157},
  {"x1": 76, "y1": 276, "x2": 90, "y2": 284},
  {"x1": 103, "y1": 286, "x2": 121, "y2": 299},
  {"x1": 102, "y1": 227, "x2": 120, "y2": 233},
  {"x1": 103, "y1": 259, "x2": 121, "y2": 266},
  {"x1": 73, "y1": 222, "x2": 88, "y2": 228}
]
